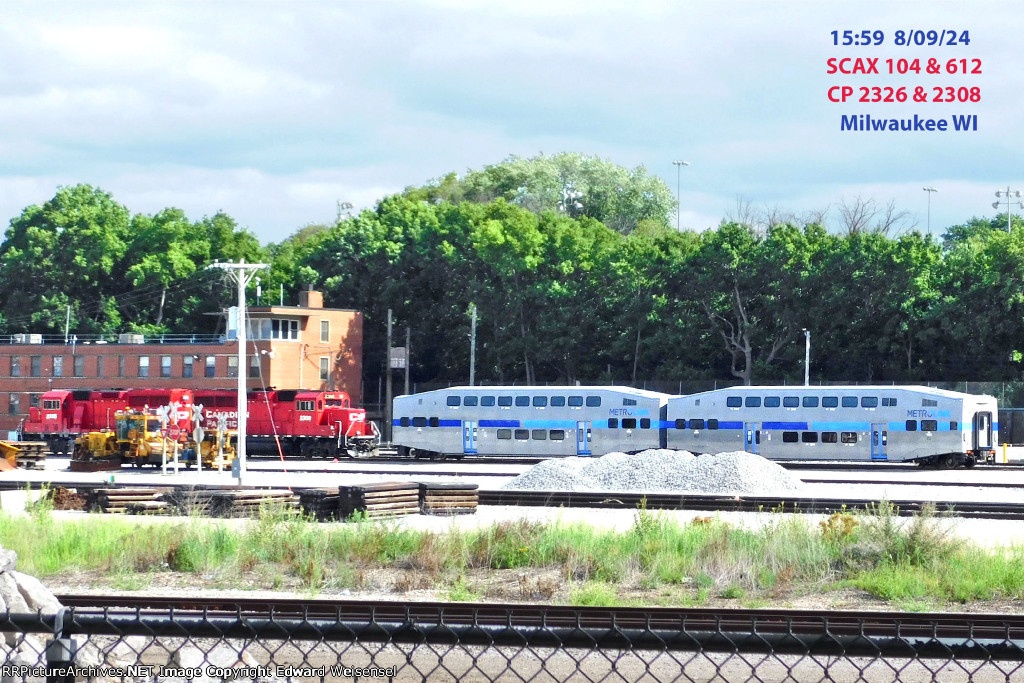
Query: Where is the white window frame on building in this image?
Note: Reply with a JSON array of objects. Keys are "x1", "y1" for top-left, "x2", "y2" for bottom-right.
[
  {"x1": 183, "y1": 355, "x2": 193, "y2": 379},
  {"x1": 161, "y1": 355, "x2": 172, "y2": 378},
  {"x1": 118, "y1": 355, "x2": 126, "y2": 377},
  {"x1": 30, "y1": 356, "x2": 40, "y2": 377},
  {"x1": 271, "y1": 319, "x2": 299, "y2": 340},
  {"x1": 28, "y1": 393, "x2": 40, "y2": 409},
  {"x1": 205, "y1": 356, "x2": 216, "y2": 378},
  {"x1": 227, "y1": 356, "x2": 238, "y2": 378},
  {"x1": 319, "y1": 356, "x2": 329, "y2": 382},
  {"x1": 249, "y1": 355, "x2": 260, "y2": 378},
  {"x1": 8, "y1": 394, "x2": 19, "y2": 415},
  {"x1": 10, "y1": 356, "x2": 19, "y2": 378},
  {"x1": 73, "y1": 356, "x2": 85, "y2": 377},
  {"x1": 96, "y1": 356, "x2": 103, "y2": 378},
  {"x1": 52, "y1": 356, "x2": 63, "y2": 378},
  {"x1": 138, "y1": 356, "x2": 150, "y2": 378},
  {"x1": 320, "y1": 319, "x2": 330, "y2": 343}
]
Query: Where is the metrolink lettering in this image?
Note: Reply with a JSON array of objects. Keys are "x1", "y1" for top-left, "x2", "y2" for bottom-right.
[
  {"x1": 907, "y1": 410, "x2": 936, "y2": 418},
  {"x1": 840, "y1": 114, "x2": 977, "y2": 132}
]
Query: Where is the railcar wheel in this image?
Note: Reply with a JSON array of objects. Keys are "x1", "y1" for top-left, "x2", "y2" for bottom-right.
[
  {"x1": 941, "y1": 453, "x2": 958, "y2": 469},
  {"x1": 964, "y1": 456, "x2": 977, "y2": 469}
]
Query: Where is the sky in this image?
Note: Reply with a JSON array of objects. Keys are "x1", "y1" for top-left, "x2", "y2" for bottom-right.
[{"x1": 0, "y1": 0, "x2": 1019, "y2": 243}]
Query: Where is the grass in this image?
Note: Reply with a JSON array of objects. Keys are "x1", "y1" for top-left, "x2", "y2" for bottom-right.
[{"x1": 3, "y1": 499, "x2": 1024, "y2": 607}]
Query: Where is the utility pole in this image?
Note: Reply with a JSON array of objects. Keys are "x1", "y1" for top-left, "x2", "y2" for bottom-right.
[
  {"x1": 469, "y1": 303, "x2": 477, "y2": 386},
  {"x1": 209, "y1": 259, "x2": 268, "y2": 485},
  {"x1": 922, "y1": 187, "x2": 938, "y2": 233},
  {"x1": 385, "y1": 309, "x2": 392, "y2": 443},
  {"x1": 803, "y1": 328, "x2": 811, "y2": 386},
  {"x1": 404, "y1": 326, "x2": 410, "y2": 396}
]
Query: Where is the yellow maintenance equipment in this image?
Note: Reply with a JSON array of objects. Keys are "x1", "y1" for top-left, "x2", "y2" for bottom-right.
[
  {"x1": 0, "y1": 441, "x2": 17, "y2": 470},
  {"x1": 71, "y1": 409, "x2": 238, "y2": 471}
]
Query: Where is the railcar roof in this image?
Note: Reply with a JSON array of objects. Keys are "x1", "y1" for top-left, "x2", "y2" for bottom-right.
[
  {"x1": 398, "y1": 386, "x2": 671, "y2": 399},
  {"x1": 679, "y1": 385, "x2": 993, "y2": 400}
]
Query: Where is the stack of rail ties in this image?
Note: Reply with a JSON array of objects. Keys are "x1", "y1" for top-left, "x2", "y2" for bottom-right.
[
  {"x1": 337, "y1": 482, "x2": 420, "y2": 520},
  {"x1": 419, "y1": 483, "x2": 479, "y2": 515},
  {"x1": 298, "y1": 488, "x2": 342, "y2": 521},
  {"x1": 160, "y1": 489, "x2": 299, "y2": 517},
  {"x1": 87, "y1": 487, "x2": 167, "y2": 515}
]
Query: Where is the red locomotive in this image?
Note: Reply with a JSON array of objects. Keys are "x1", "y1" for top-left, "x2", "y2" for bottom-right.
[{"x1": 22, "y1": 388, "x2": 379, "y2": 458}]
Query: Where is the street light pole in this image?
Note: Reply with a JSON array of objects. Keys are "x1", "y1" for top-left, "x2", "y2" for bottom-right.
[
  {"x1": 672, "y1": 160, "x2": 689, "y2": 231},
  {"x1": 922, "y1": 187, "x2": 938, "y2": 233},
  {"x1": 993, "y1": 187, "x2": 1023, "y2": 233},
  {"x1": 210, "y1": 259, "x2": 269, "y2": 486}
]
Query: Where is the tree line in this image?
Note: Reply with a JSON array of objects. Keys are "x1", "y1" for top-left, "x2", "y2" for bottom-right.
[{"x1": 2, "y1": 154, "x2": 1022, "y2": 392}]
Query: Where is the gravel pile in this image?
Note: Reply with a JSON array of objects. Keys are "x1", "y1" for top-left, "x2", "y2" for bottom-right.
[{"x1": 501, "y1": 449, "x2": 804, "y2": 495}]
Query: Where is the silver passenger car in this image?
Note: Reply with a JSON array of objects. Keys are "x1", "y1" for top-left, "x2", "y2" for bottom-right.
[
  {"x1": 666, "y1": 385, "x2": 997, "y2": 467},
  {"x1": 392, "y1": 386, "x2": 669, "y2": 459}
]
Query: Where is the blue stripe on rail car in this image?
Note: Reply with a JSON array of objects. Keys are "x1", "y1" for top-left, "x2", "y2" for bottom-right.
[
  {"x1": 479, "y1": 420, "x2": 520, "y2": 428},
  {"x1": 439, "y1": 420, "x2": 461, "y2": 427},
  {"x1": 811, "y1": 421, "x2": 870, "y2": 431},
  {"x1": 718, "y1": 421, "x2": 743, "y2": 429},
  {"x1": 522, "y1": 420, "x2": 577, "y2": 429},
  {"x1": 761, "y1": 421, "x2": 808, "y2": 430}
]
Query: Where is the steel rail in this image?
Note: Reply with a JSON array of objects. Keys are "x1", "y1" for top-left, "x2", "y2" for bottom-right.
[
  {"x1": 478, "y1": 490, "x2": 1024, "y2": 519},
  {"x1": 46, "y1": 595, "x2": 1024, "y2": 660}
]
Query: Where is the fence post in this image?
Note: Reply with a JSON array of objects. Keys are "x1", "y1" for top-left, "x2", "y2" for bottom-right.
[{"x1": 45, "y1": 607, "x2": 77, "y2": 683}]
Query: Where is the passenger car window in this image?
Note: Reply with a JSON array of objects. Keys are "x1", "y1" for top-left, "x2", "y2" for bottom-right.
[
  {"x1": 514, "y1": 429, "x2": 529, "y2": 440},
  {"x1": 399, "y1": 417, "x2": 410, "y2": 427},
  {"x1": 764, "y1": 397, "x2": 781, "y2": 407},
  {"x1": 586, "y1": 396, "x2": 601, "y2": 407},
  {"x1": 463, "y1": 396, "x2": 478, "y2": 406},
  {"x1": 550, "y1": 430, "x2": 565, "y2": 440},
  {"x1": 841, "y1": 397, "x2": 858, "y2": 407},
  {"x1": 841, "y1": 431, "x2": 857, "y2": 443},
  {"x1": 745, "y1": 396, "x2": 761, "y2": 407},
  {"x1": 801, "y1": 431, "x2": 818, "y2": 443},
  {"x1": 726, "y1": 396, "x2": 742, "y2": 407},
  {"x1": 515, "y1": 396, "x2": 530, "y2": 407},
  {"x1": 412, "y1": 417, "x2": 427, "y2": 427},
  {"x1": 822, "y1": 432, "x2": 838, "y2": 443},
  {"x1": 608, "y1": 418, "x2": 619, "y2": 429},
  {"x1": 497, "y1": 429, "x2": 511, "y2": 439},
  {"x1": 783, "y1": 397, "x2": 799, "y2": 407},
  {"x1": 782, "y1": 431, "x2": 798, "y2": 443},
  {"x1": 551, "y1": 396, "x2": 566, "y2": 407},
  {"x1": 531, "y1": 429, "x2": 546, "y2": 440},
  {"x1": 906, "y1": 420, "x2": 917, "y2": 431},
  {"x1": 481, "y1": 396, "x2": 496, "y2": 407},
  {"x1": 428, "y1": 417, "x2": 439, "y2": 427},
  {"x1": 446, "y1": 396, "x2": 461, "y2": 407},
  {"x1": 922, "y1": 420, "x2": 937, "y2": 431},
  {"x1": 533, "y1": 396, "x2": 547, "y2": 407},
  {"x1": 498, "y1": 396, "x2": 513, "y2": 406},
  {"x1": 640, "y1": 418, "x2": 651, "y2": 429},
  {"x1": 802, "y1": 396, "x2": 819, "y2": 408},
  {"x1": 675, "y1": 419, "x2": 687, "y2": 429},
  {"x1": 689, "y1": 418, "x2": 705, "y2": 429},
  {"x1": 861, "y1": 396, "x2": 879, "y2": 408},
  {"x1": 568, "y1": 396, "x2": 583, "y2": 407},
  {"x1": 707, "y1": 419, "x2": 719, "y2": 429},
  {"x1": 822, "y1": 397, "x2": 838, "y2": 408},
  {"x1": 622, "y1": 418, "x2": 637, "y2": 429}
]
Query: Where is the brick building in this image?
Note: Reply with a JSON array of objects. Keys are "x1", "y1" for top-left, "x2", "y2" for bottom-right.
[{"x1": 0, "y1": 290, "x2": 363, "y2": 433}]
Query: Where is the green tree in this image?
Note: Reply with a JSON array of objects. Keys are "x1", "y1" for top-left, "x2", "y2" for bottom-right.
[
  {"x1": 0, "y1": 184, "x2": 130, "y2": 335},
  {"x1": 407, "y1": 153, "x2": 676, "y2": 234}
]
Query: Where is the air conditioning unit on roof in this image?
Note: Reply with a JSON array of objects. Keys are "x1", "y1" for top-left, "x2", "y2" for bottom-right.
[
  {"x1": 13, "y1": 334, "x2": 43, "y2": 344},
  {"x1": 118, "y1": 334, "x2": 146, "y2": 344}
]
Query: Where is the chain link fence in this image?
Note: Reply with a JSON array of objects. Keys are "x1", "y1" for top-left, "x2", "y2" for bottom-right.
[{"x1": 3, "y1": 602, "x2": 1024, "y2": 682}]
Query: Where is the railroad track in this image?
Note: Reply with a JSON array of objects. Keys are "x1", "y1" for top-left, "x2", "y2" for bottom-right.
[{"x1": 49, "y1": 594, "x2": 1024, "y2": 659}]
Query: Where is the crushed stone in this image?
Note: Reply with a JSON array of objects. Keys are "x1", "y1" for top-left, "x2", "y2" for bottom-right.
[{"x1": 500, "y1": 449, "x2": 804, "y2": 495}]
